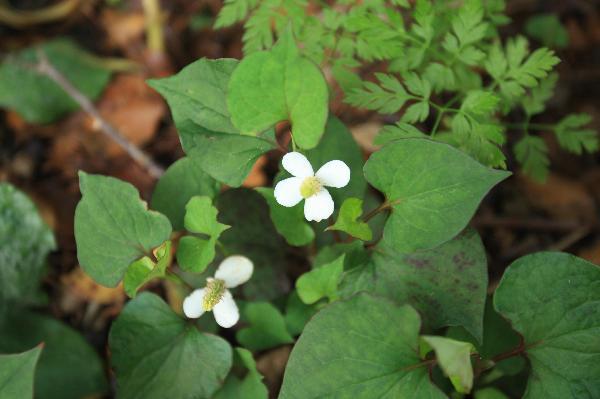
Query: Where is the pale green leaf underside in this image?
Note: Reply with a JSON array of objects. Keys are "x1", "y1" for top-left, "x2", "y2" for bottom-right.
[
  {"x1": 74, "y1": 172, "x2": 172, "y2": 287},
  {"x1": 280, "y1": 294, "x2": 446, "y2": 399},
  {"x1": 364, "y1": 138, "x2": 510, "y2": 253},
  {"x1": 494, "y1": 252, "x2": 600, "y2": 399}
]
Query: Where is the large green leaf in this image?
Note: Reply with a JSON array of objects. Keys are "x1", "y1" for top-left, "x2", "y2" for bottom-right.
[
  {"x1": 494, "y1": 252, "x2": 600, "y2": 399},
  {"x1": 279, "y1": 294, "x2": 446, "y2": 398},
  {"x1": 148, "y1": 58, "x2": 239, "y2": 133},
  {"x1": 151, "y1": 157, "x2": 220, "y2": 230},
  {"x1": 364, "y1": 138, "x2": 509, "y2": 253},
  {"x1": 0, "y1": 311, "x2": 107, "y2": 399},
  {"x1": 343, "y1": 229, "x2": 488, "y2": 342},
  {"x1": 0, "y1": 184, "x2": 55, "y2": 312},
  {"x1": 0, "y1": 346, "x2": 42, "y2": 399},
  {"x1": 227, "y1": 29, "x2": 328, "y2": 149},
  {"x1": 179, "y1": 121, "x2": 275, "y2": 187},
  {"x1": 0, "y1": 38, "x2": 111, "y2": 123},
  {"x1": 216, "y1": 189, "x2": 288, "y2": 300},
  {"x1": 74, "y1": 172, "x2": 172, "y2": 287},
  {"x1": 109, "y1": 293, "x2": 232, "y2": 399}
]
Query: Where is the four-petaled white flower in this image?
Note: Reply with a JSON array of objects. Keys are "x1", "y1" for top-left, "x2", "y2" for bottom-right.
[
  {"x1": 183, "y1": 255, "x2": 253, "y2": 328},
  {"x1": 274, "y1": 152, "x2": 350, "y2": 222}
]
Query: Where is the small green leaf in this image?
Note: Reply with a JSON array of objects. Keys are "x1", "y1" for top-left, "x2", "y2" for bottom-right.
[
  {"x1": 123, "y1": 241, "x2": 172, "y2": 298},
  {"x1": 151, "y1": 157, "x2": 220, "y2": 231},
  {"x1": 213, "y1": 347, "x2": 268, "y2": 399},
  {"x1": 494, "y1": 252, "x2": 600, "y2": 399},
  {"x1": 554, "y1": 113, "x2": 599, "y2": 155},
  {"x1": 110, "y1": 293, "x2": 232, "y2": 399},
  {"x1": 0, "y1": 311, "x2": 108, "y2": 399},
  {"x1": 184, "y1": 196, "x2": 230, "y2": 237},
  {"x1": 0, "y1": 39, "x2": 111, "y2": 123},
  {"x1": 364, "y1": 139, "x2": 510, "y2": 253},
  {"x1": 74, "y1": 172, "x2": 172, "y2": 287},
  {"x1": 279, "y1": 294, "x2": 446, "y2": 398},
  {"x1": 0, "y1": 184, "x2": 55, "y2": 312},
  {"x1": 148, "y1": 58, "x2": 239, "y2": 133},
  {"x1": 421, "y1": 336, "x2": 475, "y2": 394},
  {"x1": 256, "y1": 187, "x2": 314, "y2": 246},
  {"x1": 514, "y1": 135, "x2": 549, "y2": 182},
  {"x1": 236, "y1": 302, "x2": 294, "y2": 351},
  {"x1": 296, "y1": 255, "x2": 344, "y2": 305},
  {"x1": 227, "y1": 28, "x2": 328, "y2": 149},
  {"x1": 177, "y1": 196, "x2": 229, "y2": 273},
  {"x1": 0, "y1": 346, "x2": 42, "y2": 399},
  {"x1": 326, "y1": 198, "x2": 372, "y2": 241},
  {"x1": 180, "y1": 121, "x2": 275, "y2": 187}
]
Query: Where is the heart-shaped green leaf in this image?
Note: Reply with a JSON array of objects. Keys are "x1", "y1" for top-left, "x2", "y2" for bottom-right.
[
  {"x1": 0, "y1": 346, "x2": 42, "y2": 399},
  {"x1": 494, "y1": 252, "x2": 600, "y2": 399},
  {"x1": 74, "y1": 172, "x2": 172, "y2": 287},
  {"x1": 109, "y1": 293, "x2": 232, "y2": 399},
  {"x1": 341, "y1": 229, "x2": 488, "y2": 342},
  {"x1": 227, "y1": 28, "x2": 328, "y2": 149},
  {"x1": 364, "y1": 138, "x2": 510, "y2": 253},
  {"x1": 280, "y1": 294, "x2": 446, "y2": 398}
]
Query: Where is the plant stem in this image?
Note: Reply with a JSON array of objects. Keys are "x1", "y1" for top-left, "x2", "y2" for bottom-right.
[
  {"x1": 142, "y1": 0, "x2": 165, "y2": 53},
  {"x1": 362, "y1": 201, "x2": 394, "y2": 223},
  {"x1": 165, "y1": 270, "x2": 193, "y2": 290},
  {"x1": 30, "y1": 49, "x2": 164, "y2": 179}
]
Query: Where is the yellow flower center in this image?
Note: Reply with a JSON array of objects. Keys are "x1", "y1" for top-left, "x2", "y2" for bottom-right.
[
  {"x1": 300, "y1": 176, "x2": 322, "y2": 199},
  {"x1": 202, "y1": 278, "x2": 226, "y2": 311}
]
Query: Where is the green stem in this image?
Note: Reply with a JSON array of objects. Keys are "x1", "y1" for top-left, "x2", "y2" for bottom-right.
[
  {"x1": 165, "y1": 271, "x2": 193, "y2": 289},
  {"x1": 362, "y1": 201, "x2": 395, "y2": 223}
]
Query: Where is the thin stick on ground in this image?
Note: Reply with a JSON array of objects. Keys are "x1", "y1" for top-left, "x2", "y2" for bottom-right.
[{"x1": 31, "y1": 48, "x2": 165, "y2": 179}]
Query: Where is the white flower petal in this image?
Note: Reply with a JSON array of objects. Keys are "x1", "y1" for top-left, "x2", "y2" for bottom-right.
[
  {"x1": 213, "y1": 290, "x2": 239, "y2": 328},
  {"x1": 182, "y1": 288, "x2": 206, "y2": 319},
  {"x1": 316, "y1": 160, "x2": 351, "y2": 188},
  {"x1": 274, "y1": 177, "x2": 303, "y2": 207},
  {"x1": 304, "y1": 189, "x2": 335, "y2": 222},
  {"x1": 282, "y1": 152, "x2": 314, "y2": 178},
  {"x1": 215, "y1": 255, "x2": 254, "y2": 288}
]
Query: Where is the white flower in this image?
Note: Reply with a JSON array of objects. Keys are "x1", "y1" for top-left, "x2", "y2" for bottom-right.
[
  {"x1": 274, "y1": 152, "x2": 350, "y2": 222},
  {"x1": 182, "y1": 255, "x2": 253, "y2": 328}
]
